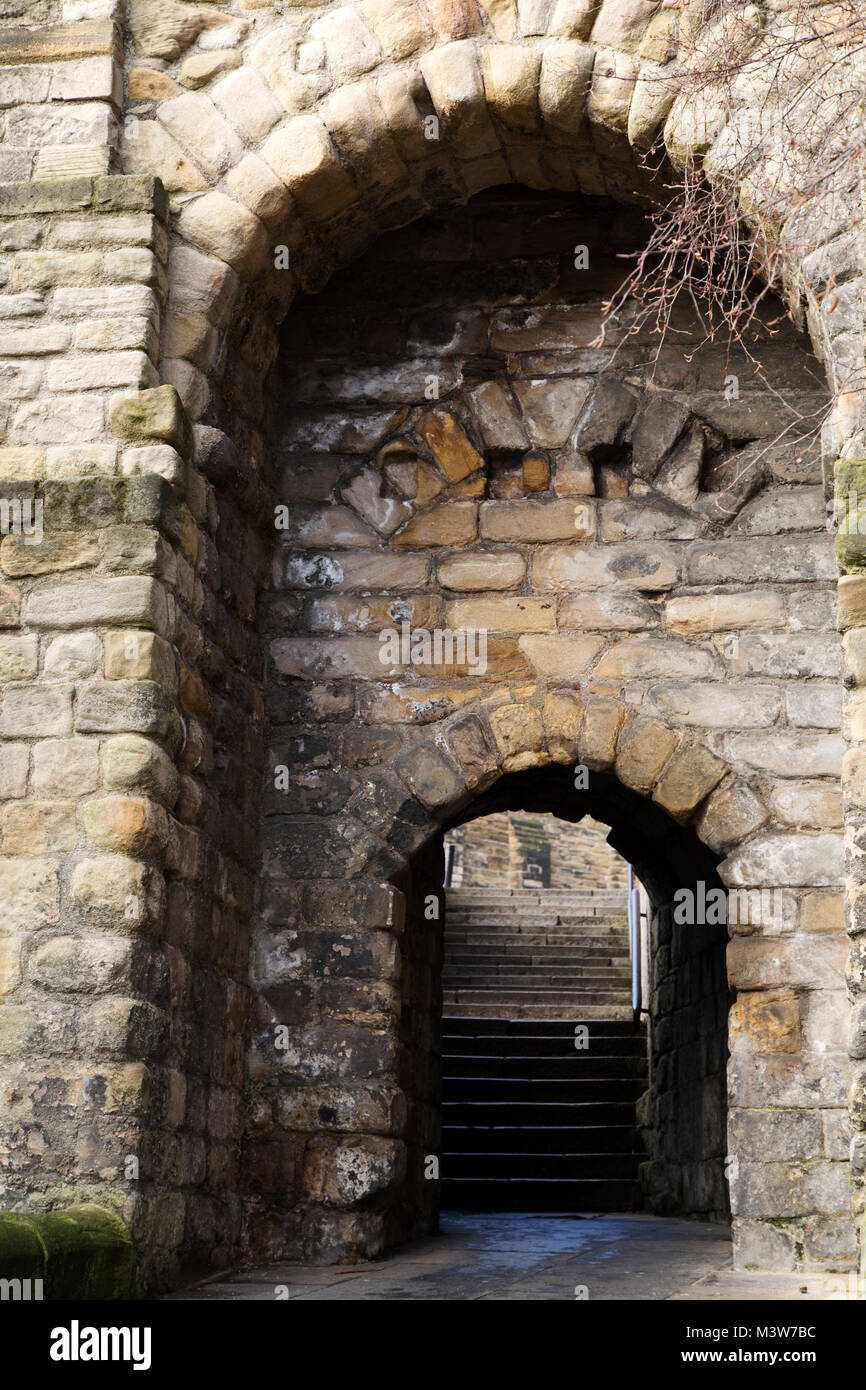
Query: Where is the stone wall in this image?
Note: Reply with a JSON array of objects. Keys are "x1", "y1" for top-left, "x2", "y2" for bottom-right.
[
  {"x1": 642, "y1": 899, "x2": 730, "y2": 1224},
  {"x1": 446, "y1": 809, "x2": 629, "y2": 890},
  {"x1": 0, "y1": 0, "x2": 864, "y2": 1292}
]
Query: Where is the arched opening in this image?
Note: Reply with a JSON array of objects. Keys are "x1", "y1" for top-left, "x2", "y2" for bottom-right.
[
  {"x1": 390, "y1": 765, "x2": 730, "y2": 1246},
  {"x1": 245, "y1": 174, "x2": 849, "y2": 1278}
]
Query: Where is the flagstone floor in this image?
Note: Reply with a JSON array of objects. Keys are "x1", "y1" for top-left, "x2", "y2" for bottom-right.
[{"x1": 163, "y1": 1213, "x2": 861, "y2": 1301}]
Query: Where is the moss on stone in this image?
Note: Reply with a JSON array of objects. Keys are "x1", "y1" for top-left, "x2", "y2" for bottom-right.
[
  {"x1": 0, "y1": 1213, "x2": 44, "y2": 1279},
  {"x1": 834, "y1": 459, "x2": 866, "y2": 571},
  {"x1": 109, "y1": 385, "x2": 194, "y2": 463},
  {"x1": 0, "y1": 1205, "x2": 132, "y2": 1300}
]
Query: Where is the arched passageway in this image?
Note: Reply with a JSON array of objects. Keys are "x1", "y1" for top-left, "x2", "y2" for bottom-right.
[
  {"x1": 392, "y1": 767, "x2": 730, "y2": 1239},
  {"x1": 242, "y1": 183, "x2": 850, "y2": 1279}
]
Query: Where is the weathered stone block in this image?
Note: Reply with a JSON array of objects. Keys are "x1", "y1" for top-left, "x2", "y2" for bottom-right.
[
  {"x1": 25, "y1": 577, "x2": 169, "y2": 632},
  {"x1": 81, "y1": 796, "x2": 169, "y2": 857},
  {"x1": 653, "y1": 744, "x2": 726, "y2": 822},
  {"x1": 0, "y1": 856, "x2": 60, "y2": 931},
  {"x1": 488, "y1": 703, "x2": 545, "y2": 771},
  {"x1": 615, "y1": 715, "x2": 678, "y2": 793},
  {"x1": 76, "y1": 681, "x2": 181, "y2": 752},
  {"x1": 0, "y1": 684, "x2": 73, "y2": 737},
  {"x1": 101, "y1": 734, "x2": 180, "y2": 808},
  {"x1": 2, "y1": 801, "x2": 77, "y2": 854},
  {"x1": 108, "y1": 385, "x2": 193, "y2": 461}
]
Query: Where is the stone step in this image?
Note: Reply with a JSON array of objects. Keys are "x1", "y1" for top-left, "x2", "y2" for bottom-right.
[
  {"x1": 443, "y1": 989, "x2": 632, "y2": 1005},
  {"x1": 442, "y1": 980, "x2": 630, "y2": 994},
  {"x1": 446, "y1": 935, "x2": 629, "y2": 946},
  {"x1": 441, "y1": 1002, "x2": 635, "y2": 1019},
  {"x1": 444, "y1": 955, "x2": 630, "y2": 968},
  {"x1": 442, "y1": 1017, "x2": 644, "y2": 1036},
  {"x1": 443, "y1": 965, "x2": 630, "y2": 979},
  {"x1": 446, "y1": 892, "x2": 626, "y2": 905},
  {"x1": 442, "y1": 1032, "x2": 646, "y2": 1057},
  {"x1": 443, "y1": 1151, "x2": 644, "y2": 1179},
  {"x1": 447, "y1": 911, "x2": 628, "y2": 924},
  {"x1": 443, "y1": 1054, "x2": 647, "y2": 1079},
  {"x1": 444, "y1": 1124, "x2": 643, "y2": 1153},
  {"x1": 443, "y1": 1076, "x2": 646, "y2": 1102},
  {"x1": 443, "y1": 1098, "x2": 641, "y2": 1125},
  {"x1": 440, "y1": 1177, "x2": 642, "y2": 1211}
]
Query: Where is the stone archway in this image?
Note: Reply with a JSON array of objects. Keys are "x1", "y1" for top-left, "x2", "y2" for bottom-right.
[{"x1": 0, "y1": 0, "x2": 864, "y2": 1296}]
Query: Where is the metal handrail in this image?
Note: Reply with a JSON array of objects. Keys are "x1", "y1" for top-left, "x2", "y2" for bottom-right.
[{"x1": 627, "y1": 865, "x2": 641, "y2": 1014}]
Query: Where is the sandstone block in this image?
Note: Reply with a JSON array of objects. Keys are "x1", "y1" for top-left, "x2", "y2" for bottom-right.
[
  {"x1": 158, "y1": 91, "x2": 244, "y2": 177},
  {"x1": 33, "y1": 737, "x2": 99, "y2": 798},
  {"x1": 45, "y1": 632, "x2": 100, "y2": 680},
  {"x1": 70, "y1": 853, "x2": 166, "y2": 933},
  {"x1": 721, "y1": 833, "x2": 845, "y2": 889},
  {"x1": 122, "y1": 119, "x2": 208, "y2": 193},
  {"x1": 420, "y1": 40, "x2": 498, "y2": 154},
  {"x1": 653, "y1": 744, "x2": 727, "y2": 822},
  {"x1": 25, "y1": 577, "x2": 169, "y2": 632},
  {"x1": 533, "y1": 543, "x2": 678, "y2": 591},
  {"x1": 519, "y1": 633, "x2": 604, "y2": 679},
  {"x1": 104, "y1": 630, "x2": 177, "y2": 692},
  {"x1": 29, "y1": 933, "x2": 133, "y2": 993},
  {"x1": 481, "y1": 499, "x2": 595, "y2": 542},
  {"x1": 101, "y1": 733, "x2": 180, "y2": 807},
  {"x1": 225, "y1": 154, "x2": 293, "y2": 231},
  {"x1": 542, "y1": 690, "x2": 582, "y2": 762},
  {"x1": 392, "y1": 502, "x2": 477, "y2": 547},
  {"x1": 727, "y1": 731, "x2": 844, "y2": 778},
  {"x1": 261, "y1": 117, "x2": 357, "y2": 219},
  {"x1": 82, "y1": 795, "x2": 169, "y2": 857},
  {"x1": 446, "y1": 596, "x2": 555, "y2": 633},
  {"x1": 310, "y1": 7, "x2": 382, "y2": 81},
  {"x1": 595, "y1": 636, "x2": 719, "y2": 682},
  {"x1": 559, "y1": 592, "x2": 657, "y2": 631},
  {"x1": 108, "y1": 384, "x2": 193, "y2": 460},
  {"x1": 615, "y1": 715, "x2": 678, "y2": 793},
  {"x1": 0, "y1": 634, "x2": 37, "y2": 682},
  {"x1": 416, "y1": 409, "x2": 483, "y2": 482},
  {"x1": 665, "y1": 591, "x2": 786, "y2": 635},
  {"x1": 539, "y1": 39, "x2": 594, "y2": 130},
  {"x1": 2, "y1": 801, "x2": 77, "y2": 854},
  {"x1": 177, "y1": 192, "x2": 269, "y2": 279},
  {"x1": 579, "y1": 696, "x2": 622, "y2": 770},
  {"x1": 729, "y1": 989, "x2": 801, "y2": 1054},
  {"x1": 0, "y1": 684, "x2": 73, "y2": 737},
  {"x1": 395, "y1": 742, "x2": 465, "y2": 810},
  {"x1": 650, "y1": 683, "x2": 781, "y2": 729},
  {"x1": 696, "y1": 780, "x2": 768, "y2": 855},
  {"x1": 488, "y1": 702, "x2": 545, "y2": 771},
  {"x1": 76, "y1": 680, "x2": 181, "y2": 750},
  {"x1": 466, "y1": 380, "x2": 528, "y2": 450},
  {"x1": 167, "y1": 243, "x2": 240, "y2": 328},
  {"x1": 481, "y1": 44, "x2": 541, "y2": 133},
  {"x1": 437, "y1": 551, "x2": 526, "y2": 590},
  {"x1": 0, "y1": 855, "x2": 60, "y2": 930},
  {"x1": 0, "y1": 744, "x2": 29, "y2": 800},
  {"x1": 1, "y1": 531, "x2": 99, "y2": 578}
]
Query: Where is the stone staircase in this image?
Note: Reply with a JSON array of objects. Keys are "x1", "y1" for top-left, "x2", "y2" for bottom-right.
[
  {"x1": 441, "y1": 888, "x2": 647, "y2": 1212},
  {"x1": 442, "y1": 886, "x2": 634, "y2": 1021}
]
